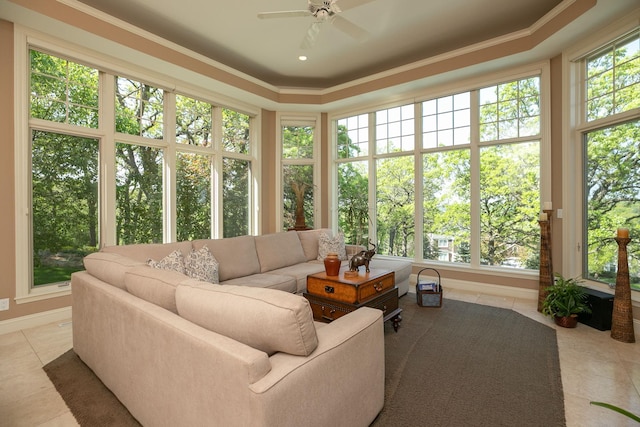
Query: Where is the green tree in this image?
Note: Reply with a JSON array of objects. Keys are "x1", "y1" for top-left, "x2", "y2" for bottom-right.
[
  {"x1": 177, "y1": 152, "x2": 211, "y2": 241},
  {"x1": 376, "y1": 155, "x2": 415, "y2": 257},
  {"x1": 282, "y1": 125, "x2": 315, "y2": 230},
  {"x1": 115, "y1": 77, "x2": 164, "y2": 244},
  {"x1": 222, "y1": 109, "x2": 251, "y2": 237},
  {"x1": 584, "y1": 35, "x2": 640, "y2": 287},
  {"x1": 585, "y1": 121, "x2": 640, "y2": 285},
  {"x1": 337, "y1": 124, "x2": 369, "y2": 245},
  {"x1": 223, "y1": 157, "x2": 250, "y2": 237},
  {"x1": 479, "y1": 142, "x2": 539, "y2": 266},
  {"x1": 423, "y1": 149, "x2": 471, "y2": 263},
  {"x1": 30, "y1": 50, "x2": 100, "y2": 285}
]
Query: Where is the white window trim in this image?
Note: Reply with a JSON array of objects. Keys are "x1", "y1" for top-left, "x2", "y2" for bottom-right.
[
  {"x1": 330, "y1": 61, "x2": 550, "y2": 277},
  {"x1": 14, "y1": 26, "x2": 261, "y2": 302},
  {"x1": 562, "y1": 11, "x2": 640, "y2": 300},
  {"x1": 276, "y1": 113, "x2": 322, "y2": 231}
]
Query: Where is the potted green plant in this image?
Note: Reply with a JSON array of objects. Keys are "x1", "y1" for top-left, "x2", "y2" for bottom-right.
[{"x1": 541, "y1": 273, "x2": 591, "y2": 328}]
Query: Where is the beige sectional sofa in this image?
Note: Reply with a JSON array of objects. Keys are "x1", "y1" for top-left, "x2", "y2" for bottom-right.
[
  {"x1": 84, "y1": 229, "x2": 411, "y2": 296},
  {"x1": 72, "y1": 229, "x2": 412, "y2": 426}
]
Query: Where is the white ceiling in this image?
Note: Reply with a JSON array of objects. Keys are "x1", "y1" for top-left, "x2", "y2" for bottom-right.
[{"x1": 75, "y1": 0, "x2": 568, "y2": 89}]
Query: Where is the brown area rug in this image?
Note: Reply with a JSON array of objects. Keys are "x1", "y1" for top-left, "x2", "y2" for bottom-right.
[
  {"x1": 44, "y1": 298, "x2": 565, "y2": 426},
  {"x1": 43, "y1": 348, "x2": 141, "y2": 426},
  {"x1": 372, "y1": 298, "x2": 565, "y2": 426}
]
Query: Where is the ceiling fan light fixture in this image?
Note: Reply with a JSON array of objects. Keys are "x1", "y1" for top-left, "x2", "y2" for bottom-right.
[
  {"x1": 258, "y1": 0, "x2": 372, "y2": 50},
  {"x1": 298, "y1": 55, "x2": 308, "y2": 61}
]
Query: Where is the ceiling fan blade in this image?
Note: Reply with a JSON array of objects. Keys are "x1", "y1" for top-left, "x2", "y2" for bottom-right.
[
  {"x1": 334, "y1": 0, "x2": 376, "y2": 12},
  {"x1": 301, "y1": 22, "x2": 322, "y2": 49},
  {"x1": 257, "y1": 10, "x2": 310, "y2": 19},
  {"x1": 330, "y1": 15, "x2": 369, "y2": 41}
]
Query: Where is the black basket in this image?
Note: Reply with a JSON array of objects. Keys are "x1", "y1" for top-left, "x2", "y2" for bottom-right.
[{"x1": 416, "y1": 268, "x2": 442, "y2": 307}]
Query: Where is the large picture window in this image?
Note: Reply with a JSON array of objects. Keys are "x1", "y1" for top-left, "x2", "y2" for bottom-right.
[
  {"x1": 584, "y1": 121, "x2": 640, "y2": 289},
  {"x1": 281, "y1": 120, "x2": 317, "y2": 230},
  {"x1": 582, "y1": 30, "x2": 640, "y2": 290},
  {"x1": 336, "y1": 74, "x2": 543, "y2": 269},
  {"x1": 22, "y1": 46, "x2": 256, "y2": 297},
  {"x1": 31, "y1": 131, "x2": 98, "y2": 286},
  {"x1": 29, "y1": 51, "x2": 100, "y2": 288},
  {"x1": 222, "y1": 109, "x2": 252, "y2": 237}
]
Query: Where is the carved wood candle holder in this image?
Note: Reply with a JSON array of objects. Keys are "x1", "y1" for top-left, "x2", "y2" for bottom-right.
[{"x1": 611, "y1": 235, "x2": 635, "y2": 343}]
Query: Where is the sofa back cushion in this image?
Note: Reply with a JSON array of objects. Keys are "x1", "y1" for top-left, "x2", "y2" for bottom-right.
[
  {"x1": 125, "y1": 266, "x2": 191, "y2": 313},
  {"x1": 102, "y1": 241, "x2": 193, "y2": 263},
  {"x1": 254, "y1": 232, "x2": 307, "y2": 272},
  {"x1": 192, "y1": 235, "x2": 260, "y2": 282},
  {"x1": 83, "y1": 252, "x2": 147, "y2": 290},
  {"x1": 297, "y1": 228, "x2": 333, "y2": 261},
  {"x1": 176, "y1": 284, "x2": 318, "y2": 356}
]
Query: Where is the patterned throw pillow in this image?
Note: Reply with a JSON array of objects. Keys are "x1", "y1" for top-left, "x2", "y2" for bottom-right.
[
  {"x1": 317, "y1": 232, "x2": 347, "y2": 261},
  {"x1": 147, "y1": 250, "x2": 186, "y2": 274},
  {"x1": 185, "y1": 246, "x2": 219, "y2": 284}
]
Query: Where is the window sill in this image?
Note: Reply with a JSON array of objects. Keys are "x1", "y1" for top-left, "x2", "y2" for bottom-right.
[{"x1": 15, "y1": 282, "x2": 72, "y2": 304}]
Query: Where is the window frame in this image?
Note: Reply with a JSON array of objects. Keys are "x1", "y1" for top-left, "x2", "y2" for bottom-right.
[
  {"x1": 563, "y1": 15, "x2": 640, "y2": 295},
  {"x1": 14, "y1": 27, "x2": 260, "y2": 303},
  {"x1": 276, "y1": 113, "x2": 321, "y2": 231},
  {"x1": 331, "y1": 61, "x2": 551, "y2": 277}
]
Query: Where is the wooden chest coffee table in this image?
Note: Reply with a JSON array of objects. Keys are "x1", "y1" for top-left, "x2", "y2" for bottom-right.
[{"x1": 304, "y1": 268, "x2": 402, "y2": 331}]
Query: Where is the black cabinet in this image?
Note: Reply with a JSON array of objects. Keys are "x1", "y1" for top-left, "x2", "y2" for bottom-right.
[{"x1": 578, "y1": 288, "x2": 614, "y2": 331}]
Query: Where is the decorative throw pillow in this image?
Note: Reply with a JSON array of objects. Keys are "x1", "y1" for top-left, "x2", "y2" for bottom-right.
[
  {"x1": 184, "y1": 245, "x2": 219, "y2": 284},
  {"x1": 317, "y1": 232, "x2": 347, "y2": 261},
  {"x1": 147, "y1": 250, "x2": 186, "y2": 274}
]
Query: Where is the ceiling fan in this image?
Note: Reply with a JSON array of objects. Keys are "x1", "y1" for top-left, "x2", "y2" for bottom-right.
[{"x1": 257, "y1": 0, "x2": 373, "y2": 49}]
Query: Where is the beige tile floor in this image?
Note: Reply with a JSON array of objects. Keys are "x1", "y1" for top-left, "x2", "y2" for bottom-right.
[{"x1": 1, "y1": 289, "x2": 639, "y2": 426}]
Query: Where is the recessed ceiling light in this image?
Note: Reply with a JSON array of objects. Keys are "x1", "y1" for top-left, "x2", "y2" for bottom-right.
[{"x1": 298, "y1": 55, "x2": 308, "y2": 61}]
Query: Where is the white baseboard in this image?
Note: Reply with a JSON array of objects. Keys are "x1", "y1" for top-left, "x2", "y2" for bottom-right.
[{"x1": 0, "y1": 306, "x2": 72, "y2": 335}]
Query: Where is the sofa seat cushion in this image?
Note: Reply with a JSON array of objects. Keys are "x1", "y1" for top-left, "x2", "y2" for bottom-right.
[
  {"x1": 102, "y1": 241, "x2": 193, "y2": 263},
  {"x1": 254, "y1": 232, "x2": 307, "y2": 273},
  {"x1": 176, "y1": 284, "x2": 318, "y2": 356},
  {"x1": 222, "y1": 273, "x2": 297, "y2": 293},
  {"x1": 124, "y1": 266, "x2": 193, "y2": 313},
  {"x1": 266, "y1": 262, "x2": 328, "y2": 293},
  {"x1": 192, "y1": 236, "x2": 260, "y2": 282},
  {"x1": 83, "y1": 252, "x2": 147, "y2": 290}
]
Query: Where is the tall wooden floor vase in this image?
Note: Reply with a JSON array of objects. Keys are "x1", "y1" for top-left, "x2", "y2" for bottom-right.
[
  {"x1": 537, "y1": 217, "x2": 552, "y2": 312},
  {"x1": 611, "y1": 236, "x2": 635, "y2": 343}
]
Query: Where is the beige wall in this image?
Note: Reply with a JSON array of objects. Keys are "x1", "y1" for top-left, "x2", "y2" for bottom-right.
[
  {"x1": 0, "y1": 20, "x2": 72, "y2": 322},
  {"x1": 550, "y1": 54, "x2": 564, "y2": 272},
  {"x1": 260, "y1": 109, "x2": 277, "y2": 234}
]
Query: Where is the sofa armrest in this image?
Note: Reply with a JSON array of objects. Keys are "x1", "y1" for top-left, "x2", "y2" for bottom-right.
[{"x1": 249, "y1": 307, "x2": 384, "y2": 427}]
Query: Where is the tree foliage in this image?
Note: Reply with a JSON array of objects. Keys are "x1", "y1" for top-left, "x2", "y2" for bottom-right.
[
  {"x1": 584, "y1": 35, "x2": 640, "y2": 287},
  {"x1": 585, "y1": 121, "x2": 640, "y2": 285},
  {"x1": 282, "y1": 126, "x2": 315, "y2": 230},
  {"x1": 479, "y1": 142, "x2": 539, "y2": 266},
  {"x1": 29, "y1": 51, "x2": 254, "y2": 286},
  {"x1": 337, "y1": 124, "x2": 369, "y2": 245}
]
